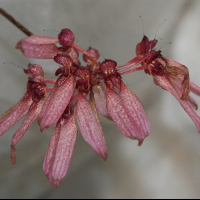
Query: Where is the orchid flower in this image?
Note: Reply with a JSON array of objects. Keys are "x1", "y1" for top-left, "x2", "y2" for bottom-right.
[
  {"x1": 7, "y1": 28, "x2": 151, "y2": 187},
  {"x1": 120, "y1": 36, "x2": 200, "y2": 132},
  {"x1": 0, "y1": 64, "x2": 48, "y2": 164}
]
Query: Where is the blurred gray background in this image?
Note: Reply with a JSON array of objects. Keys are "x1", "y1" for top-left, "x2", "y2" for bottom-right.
[{"x1": 0, "y1": 0, "x2": 200, "y2": 198}]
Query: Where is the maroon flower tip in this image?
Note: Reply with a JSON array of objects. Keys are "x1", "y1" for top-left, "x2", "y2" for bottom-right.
[
  {"x1": 136, "y1": 36, "x2": 158, "y2": 57},
  {"x1": 83, "y1": 47, "x2": 100, "y2": 63},
  {"x1": 58, "y1": 28, "x2": 75, "y2": 48},
  {"x1": 24, "y1": 64, "x2": 44, "y2": 77},
  {"x1": 54, "y1": 54, "x2": 73, "y2": 67},
  {"x1": 55, "y1": 67, "x2": 64, "y2": 76},
  {"x1": 100, "y1": 59, "x2": 117, "y2": 75}
]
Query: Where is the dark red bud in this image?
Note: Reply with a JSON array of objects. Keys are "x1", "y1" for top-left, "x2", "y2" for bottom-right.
[
  {"x1": 83, "y1": 47, "x2": 100, "y2": 63},
  {"x1": 58, "y1": 28, "x2": 75, "y2": 48}
]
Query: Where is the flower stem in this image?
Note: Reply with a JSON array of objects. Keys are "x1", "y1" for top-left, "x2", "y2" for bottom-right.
[
  {"x1": 46, "y1": 87, "x2": 54, "y2": 92},
  {"x1": 0, "y1": 7, "x2": 33, "y2": 36},
  {"x1": 119, "y1": 65, "x2": 148, "y2": 75},
  {"x1": 117, "y1": 56, "x2": 146, "y2": 71},
  {"x1": 72, "y1": 43, "x2": 99, "y2": 66},
  {"x1": 44, "y1": 78, "x2": 56, "y2": 84}
]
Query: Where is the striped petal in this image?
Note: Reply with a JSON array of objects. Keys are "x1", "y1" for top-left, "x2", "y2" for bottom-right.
[
  {"x1": 17, "y1": 35, "x2": 59, "y2": 45},
  {"x1": 11, "y1": 98, "x2": 45, "y2": 164},
  {"x1": 154, "y1": 75, "x2": 200, "y2": 132},
  {"x1": 16, "y1": 35, "x2": 60, "y2": 59},
  {"x1": 38, "y1": 86, "x2": 56, "y2": 126},
  {"x1": 43, "y1": 113, "x2": 77, "y2": 188},
  {"x1": 40, "y1": 75, "x2": 74, "y2": 131},
  {"x1": 106, "y1": 86, "x2": 146, "y2": 146},
  {"x1": 76, "y1": 91, "x2": 107, "y2": 160},
  {"x1": 0, "y1": 93, "x2": 33, "y2": 136},
  {"x1": 120, "y1": 82, "x2": 151, "y2": 143},
  {"x1": 93, "y1": 83, "x2": 112, "y2": 120}
]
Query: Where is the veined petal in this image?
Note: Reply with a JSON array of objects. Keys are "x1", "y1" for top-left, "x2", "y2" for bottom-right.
[
  {"x1": 154, "y1": 75, "x2": 200, "y2": 132},
  {"x1": 17, "y1": 35, "x2": 59, "y2": 45},
  {"x1": 43, "y1": 113, "x2": 77, "y2": 188},
  {"x1": 93, "y1": 83, "x2": 112, "y2": 120},
  {"x1": 16, "y1": 36, "x2": 60, "y2": 59},
  {"x1": 161, "y1": 57, "x2": 190, "y2": 100},
  {"x1": 106, "y1": 86, "x2": 144, "y2": 145},
  {"x1": 120, "y1": 82, "x2": 151, "y2": 143},
  {"x1": 0, "y1": 93, "x2": 33, "y2": 136},
  {"x1": 17, "y1": 42, "x2": 60, "y2": 59},
  {"x1": 11, "y1": 98, "x2": 45, "y2": 164},
  {"x1": 76, "y1": 92, "x2": 107, "y2": 161},
  {"x1": 38, "y1": 87, "x2": 56, "y2": 125},
  {"x1": 40, "y1": 75, "x2": 74, "y2": 131},
  {"x1": 189, "y1": 81, "x2": 200, "y2": 97}
]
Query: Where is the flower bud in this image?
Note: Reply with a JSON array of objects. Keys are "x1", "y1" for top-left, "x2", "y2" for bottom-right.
[
  {"x1": 58, "y1": 28, "x2": 75, "y2": 48},
  {"x1": 83, "y1": 47, "x2": 100, "y2": 64}
]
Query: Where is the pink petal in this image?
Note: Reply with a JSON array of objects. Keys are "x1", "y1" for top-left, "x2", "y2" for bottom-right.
[
  {"x1": 120, "y1": 82, "x2": 151, "y2": 143},
  {"x1": 17, "y1": 35, "x2": 59, "y2": 45},
  {"x1": 40, "y1": 75, "x2": 74, "y2": 131},
  {"x1": 154, "y1": 75, "x2": 200, "y2": 132},
  {"x1": 38, "y1": 87, "x2": 55, "y2": 126},
  {"x1": 189, "y1": 81, "x2": 200, "y2": 97},
  {"x1": 0, "y1": 93, "x2": 33, "y2": 136},
  {"x1": 106, "y1": 86, "x2": 146, "y2": 145},
  {"x1": 188, "y1": 95, "x2": 198, "y2": 110},
  {"x1": 92, "y1": 83, "x2": 112, "y2": 120},
  {"x1": 43, "y1": 113, "x2": 77, "y2": 188},
  {"x1": 11, "y1": 98, "x2": 45, "y2": 164},
  {"x1": 16, "y1": 36, "x2": 60, "y2": 59},
  {"x1": 76, "y1": 91, "x2": 107, "y2": 160}
]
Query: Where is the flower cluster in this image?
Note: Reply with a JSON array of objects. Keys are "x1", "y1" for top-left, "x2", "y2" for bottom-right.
[{"x1": 1, "y1": 28, "x2": 200, "y2": 188}]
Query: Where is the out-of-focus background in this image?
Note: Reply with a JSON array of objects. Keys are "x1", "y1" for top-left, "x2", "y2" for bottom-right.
[{"x1": 0, "y1": 0, "x2": 200, "y2": 198}]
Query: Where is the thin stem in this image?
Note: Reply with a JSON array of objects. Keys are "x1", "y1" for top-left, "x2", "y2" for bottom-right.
[
  {"x1": 0, "y1": 7, "x2": 33, "y2": 36},
  {"x1": 117, "y1": 56, "x2": 146, "y2": 71},
  {"x1": 44, "y1": 78, "x2": 56, "y2": 84},
  {"x1": 119, "y1": 65, "x2": 148, "y2": 75},
  {"x1": 72, "y1": 43, "x2": 99, "y2": 66},
  {"x1": 46, "y1": 87, "x2": 54, "y2": 92}
]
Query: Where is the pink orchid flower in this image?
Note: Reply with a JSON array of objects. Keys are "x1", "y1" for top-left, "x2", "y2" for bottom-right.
[
  {"x1": 0, "y1": 64, "x2": 47, "y2": 164},
  {"x1": 119, "y1": 36, "x2": 200, "y2": 132},
  {"x1": 3, "y1": 28, "x2": 151, "y2": 187},
  {"x1": 40, "y1": 53, "x2": 150, "y2": 187}
]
